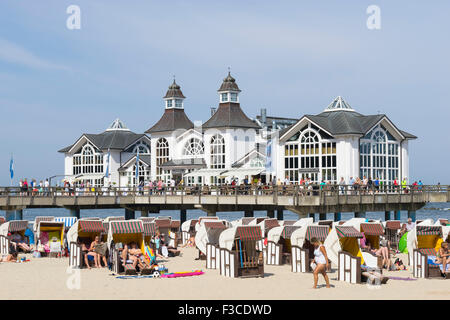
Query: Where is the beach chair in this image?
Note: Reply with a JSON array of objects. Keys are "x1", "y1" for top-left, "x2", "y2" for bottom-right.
[
  {"x1": 169, "y1": 220, "x2": 181, "y2": 248},
  {"x1": 290, "y1": 224, "x2": 330, "y2": 273},
  {"x1": 107, "y1": 220, "x2": 146, "y2": 275},
  {"x1": 143, "y1": 222, "x2": 157, "y2": 251},
  {"x1": 384, "y1": 220, "x2": 401, "y2": 251},
  {"x1": 359, "y1": 222, "x2": 385, "y2": 269},
  {"x1": 36, "y1": 221, "x2": 65, "y2": 257},
  {"x1": 67, "y1": 219, "x2": 105, "y2": 268},
  {"x1": 324, "y1": 226, "x2": 365, "y2": 284},
  {"x1": 266, "y1": 225, "x2": 301, "y2": 265},
  {"x1": 154, "y1": 218, "x2": 172, "y2": 236},
  {"x1": 181, "y1": 219, "x2": 198, "y2": 245},
  {"x1": 218, "y1": 226, "x2": 264, "y2": 278},
  {"x1": 0, "y1": 220, "x2": 30, "y2": 255},
  {"x1": 409, "y1": 224, "x2": 446, "y2": 278},
  {"x1": 194, "y1": 220, "x2": 227, "y2": 269}
]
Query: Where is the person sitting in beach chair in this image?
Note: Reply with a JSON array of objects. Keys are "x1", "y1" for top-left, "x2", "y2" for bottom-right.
[
  {"x1": 181, "y1": 235, "x2": 196, "y2": 248},
  {"x1": 160, "y1": 234, "x2": 181, "y2": 257},
  {"x1": 435, "y1": 242, "x2": 450, "y2": 277},
  {"x1": 122, "y1": 242, "x2": 143, "y2": 269},
  {"x1": 81, "y1": 240, "x2": 100, "y2": 269},
  {"x1": 9, "y1": 232, "x2": 31, "y2": 253},
  {"x1": 92, "y1": 236, "x2": 108, "y2": 268},
  {"x1": 365, "y1": 241, "x2": 392, "y2": 270}
]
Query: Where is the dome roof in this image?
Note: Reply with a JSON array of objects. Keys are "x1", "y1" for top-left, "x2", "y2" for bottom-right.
[
  {"x1": 163, "y1": 79, "x2": 186, "y2": 99},
  {"x1": 218, "y1": 72, "x2": 241, "y2": 92}
]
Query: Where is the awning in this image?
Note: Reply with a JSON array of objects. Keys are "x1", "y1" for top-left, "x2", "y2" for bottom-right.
[
  {"x1": 139, "y1": 217, "x2": 155, "y2": 223},
  {"x1": 204, "y1": 221, "x2": 227, "y2": 229},
  {"x1": 35, "y1": 216, "x2": 55, "y2": 224},
  {"x1": 160, "y1": 158, "x2": 206, "y2": 170},
  {"x1": 184, "y1": 169, "x2": 227, "y2": 178},
  {"x1": 8, "y1": 220, "x2": 29, "y2": 232},
  {"x1": 305, "y1": 226, "x2": 329, "y2": 242},
  {"x1": 155, "y1": 219, "x2": 171, "y2": 228},
  {"x1": 360, "y1": 223, "x2": 384, "y2": 236},
  {"x1": 264, "y1": 219, "x2": 279, "y2": 230},
  {"x1": 110, "y1": 221, "x2": 143, "y2": 234},
  {"x1": 417, "y1": 226, "x2": 442, "y2": 236},
  {"x1": 170, "y1": 220, "x2": 181, "y2": 229},
  {"x1": 143, "y1": 223, "x2": 157, "y2": 236},
  {"x1": 241, "y1": 217, "x2": 255, "y2": 225},
  {"x1": 55, "y1": 217, "x2": 77, "y2": 228},
  {"x1": 236, "y1": 226, "x2": 262, "y2": 241},
  {"x1": 418, "y1": 248, "x2": 437, "y2": 255},
  {"x1": 78, "y1": 220, "x2": 104, "y2": 233},
  {"x1": 385, "y1": 221, "x2": 401, "y2": 230},
  {"x1": 282, "y1": 220, "x2": 296, "y2": 226},
  {"x1": 221, "y1": 168, "x2": 265, "y2": 178},
  {"x1": 335, "y1": 226, "x2": 363, "y2": 239},
  {"x1": 281, "y1": 226, "x2": 300, "y2": 239}
]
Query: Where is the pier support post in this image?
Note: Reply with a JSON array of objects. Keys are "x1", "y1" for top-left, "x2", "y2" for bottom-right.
[
  {"x1": 244, "y1": 210, "x2": 254, "y2": 218},
  {"x1": 319, "y1": 213, "x2": 327, "y2": 221},
  {"x1": 267, "y1": 210, "x2": 275, "y2": 218},
  {"x1": 395, "y1": 210, "x2": 401, "y2": 220},
  {"x1": 140, "y1": 210, "x2": 149, "y2": 218},
  {"x1": 384, "y1": 211, "x2": 391, "y2": 221},
  {"x1": 125, "y1": 208, "x2": 135, "y2": 220},
  {"x1": 355, "y1": 212, "x2": 366, "y2": 218},
  {"x1": 334, "y1": 212, "x2": 341, "y2": 222},
  {"x1": 277, "y1": 209, "x2": 284, "y2": 220},
  {"x1": 5, "y1": 210, "x2": 23, "y2": 221},
  {"x1": 180, "y1": 209, "x2": 187, "y2": 224},
  {"x1": 408, "y1": 211, "x2": 416, "y2": 222},
  {"x1": 207, "y1": 211, "x2": 216, "y2": 217},
  {"x1": 69, "y1": 208, "x2": 80, "y2": 219},
  {"x1": 308, "y1": 213, "x2": 315, "y2": 221}
]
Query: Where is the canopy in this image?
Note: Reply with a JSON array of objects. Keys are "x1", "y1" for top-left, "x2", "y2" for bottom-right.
[
  {"x1": 416, "y1": 225, "x2": 442, "y2": 236},
  {"x1": 33, "y1": 216, "x2": 54, "y2": 231},
  {"x1": 305, "y1": 226, "x2": 329, "y2": 242},
  {"x1": 204, "y1": 221, "x2": 227, "y2": 229},
  {"x1": 78, "y1": 220, "x2": 104, "y2": 233},
  {"x1": 181, "y1": 219, "x2": 198, "y2": 232},
  {"x1": 195, "y1": 219, "x2": 228, "y2": 254},
  {"x1": 184, "y1": 169, "x2": 226, "y2": 178},
  {"x1": 110, "y1": 220, "x2": 144, "y2": 234},
  {"x1": 155, "y1": 219, "x2": 171, "y2": 228},
  {"x1": 360, "y1": 223, "x2": 384, "y2": 236},
  {"x1": 103, "y1": 216, "x2": 125, "y2": 222},
  {"x1": 143, "y1": 222, "x2": 157, "y2": 237},
  {"x1": 139, "y1": 217, "x2": 155, "y2": 223},
  {"x1": 170, "y1": 220, "x2": 181, "y2": 229},
  {"x1": 221, "y1": 168, "x2": 265, "y2": 179},
  {"x1": 335, "y1": 226, "x2": 363, "y2": 239},
  {"x1": 385, "y1": 220, "x2": 401, "y2": 230},
  {"x1": 281, "y1": 225, "x2": 300, "y2": 239},
  {"x1": 55, "y1": 217, "x2": 77, "y2": 228},
  {"x1": 0, "y1": 220, "x2": 29, "y2": 236},
  {"x1": 236, "y1": 226, "x2": 262, "y2": 241}
]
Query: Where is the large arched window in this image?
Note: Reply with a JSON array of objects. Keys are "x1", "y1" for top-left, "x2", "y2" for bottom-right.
[
  {"x1": 156, "y1": 138, "x2": 170, "y2": 182},
  {"x1": 183, "y1": 138, "x2": 204, "y2": 156},
  {"x1": 284, "y1": 126, "x2": 336, "y2": 183},
  {"x1": 73, "y1": 143, "x2": 103, "y2": 175},
  {"x1": 132, "y1": 141, "x2": 150, "y2": 155},
  {"x1": 210, "y1": 134, "x2": 225, "y2": 169},
  {"x1": 360, "y1": 125, "x2": 399, "y2": 185}
]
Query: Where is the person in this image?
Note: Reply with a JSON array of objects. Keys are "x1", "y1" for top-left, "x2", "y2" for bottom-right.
[
  {"x1": 401, "y1": 178, "x2": 407, "y2": 193},
  {"x1": 400, "y1": 218, "x2": 415, "y2": 236},
  {"x1": 1, "y1": 252, "x2": 18, "y2": 262},
  {"x1": 122, "y1": 242, "x2": 144, "y2": 269},
  {"x1": 9, "y1": 232, "x2": 31, "y2": 252},
  {"x1": 160, "y1": 234, "x2": 181, "y2": 257},
  {"x1": 366, "y1": 241, "x2": 391, "y2": 269},
  {"x1": 82, "y1": 239, "x2": 100, "y2": 269},
  {"x1": 92, "y1": 236, "x2": 108, "y2": 267},
  {"x1": 181, "y1": 235, "x2": 195, "y2": 248},
  {"x1": 374, "y1": 177, "x2": 380, "y2": 193},
  {"x1": 418, "y1": 180, "x2": 423, "y2": 191},
  {"x1": 436, "y1": 242, "x2": 450, "y2": 276},
  {"x1": 310, "y1": 237, "x2": 331, "y2": 289},
  {"x1": 338, "y1": 177, "x2": 345, "y2": 195}
]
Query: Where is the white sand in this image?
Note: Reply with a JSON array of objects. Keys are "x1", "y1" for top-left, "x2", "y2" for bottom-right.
[{"x1": 0, "y1": 248, "x2": 449, "y2": 300}]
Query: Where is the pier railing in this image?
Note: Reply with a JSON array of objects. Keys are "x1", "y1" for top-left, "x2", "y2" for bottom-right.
[{"x1": 0, "y1": 184, "x2": 447, "y2": 198}]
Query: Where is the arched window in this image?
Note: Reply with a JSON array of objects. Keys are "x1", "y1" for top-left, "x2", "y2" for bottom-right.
[
  {"x1": 156, "y1": 138, "x2": 170, "y2": 182},
  {"x1": 132, "y1": 141, "x2": 150, "y2": 155},
  {"x1": 183, "y1": 138, "x2": 204, "y2": 156},
  {"x1": 210, "y1": 134, "x2": 225, "y2": 169},
  {"x1": 360, "y1": 125, "x2": 399, "y2": 185},
  {"x1": 73, "y1": 143, "x2": 103, "y2": 175}
]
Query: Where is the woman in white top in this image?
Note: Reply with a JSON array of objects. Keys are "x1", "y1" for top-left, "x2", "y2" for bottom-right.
[{"x1": 311, "y1": 238, "x2": 330, "y2": 289}]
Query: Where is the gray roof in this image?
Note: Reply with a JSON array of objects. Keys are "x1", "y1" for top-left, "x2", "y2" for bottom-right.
[
  {"x1": 163, "y1": 80, "x2": 186, "y2": 99},
  {"x1": 203, "y1": 102, "x2": 261, "y2": 129},
  {"x1": 58, "y1": 130, "x2": 147, "y2": 153},
  {"x1": 118, "y1": 155, "x2": 151, "y2": 171},
  {"x1": 218, "y1": 72, "x2": 241, "y2": 92},
  {"x1": 160, "y1": 158, "x2": 206, "y2": 170},
  {"x1": 145, "y1": 108, "x2": 194, "y2": 134}
]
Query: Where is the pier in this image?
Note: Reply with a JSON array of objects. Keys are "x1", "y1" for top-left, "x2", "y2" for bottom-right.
[{"x1": 0, "y1": 185, "x2": 448, "y2": 222}]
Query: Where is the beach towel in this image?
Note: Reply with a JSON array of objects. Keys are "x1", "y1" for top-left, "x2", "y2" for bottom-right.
[
  {"x1": 144, "y1": 246, "x2": 156, "y2": 265},
  {"x1": 161, "y1": 270, "x2": 204, "y2": 278},
  {"x1": 428, "y1": 256, "x2": 450, "y2": 272},
  {"x1": 388, "y1": 276, "x2": 417, "y2": 281}
]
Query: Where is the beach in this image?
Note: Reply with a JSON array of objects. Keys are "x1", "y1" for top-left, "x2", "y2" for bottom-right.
[{"x1": 1, "y1": 247, "x2": 448, "y2": 300}]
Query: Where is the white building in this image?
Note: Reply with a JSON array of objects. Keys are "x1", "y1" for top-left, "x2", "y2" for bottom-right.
[{"x1": 59, "y1": 75, "x2": 416, "y2": 187}]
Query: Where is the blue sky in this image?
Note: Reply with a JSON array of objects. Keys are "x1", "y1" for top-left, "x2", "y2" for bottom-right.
[{"x1": 0, "y1": 1, "x2": 449, "y2": 184}]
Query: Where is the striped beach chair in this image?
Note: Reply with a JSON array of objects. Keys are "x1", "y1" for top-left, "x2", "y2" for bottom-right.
[
  {"x1": 181, "y1": 219, "x2": 198, "y2": 245},
  {"x1": 411, "y1": 225, "x2": 444, "y2": 278},
  {"x1": 266, "y1": 225, "x2": 301, "y2": 265},
  {"x1": 385, "y1": 220, "x2": 401, "y2": 250},
  {"x1": 0, "y1": 220, "x2": 30, "y2": 255},
  {"x1": 195, "y1": 221, "x2": 227, "y2": 269}
]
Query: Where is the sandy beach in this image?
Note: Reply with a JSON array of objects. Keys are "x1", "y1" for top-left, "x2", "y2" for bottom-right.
[{"x1": 0, "y1": 247, "x2": 448, "y2": 300}]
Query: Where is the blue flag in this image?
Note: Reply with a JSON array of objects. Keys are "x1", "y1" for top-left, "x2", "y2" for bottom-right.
[
  {"x1": 105, "y1": 151, "x2": 110, "y2": 178},
  {"x1": 9, "y1": 156, "x2": 14, "y2": 180},
  {"x1": 135, "y1": 152, "x2": 139, "y2": 183}
]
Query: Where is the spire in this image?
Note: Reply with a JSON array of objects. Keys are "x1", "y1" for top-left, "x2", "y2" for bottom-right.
[
  {"x1": 163, "y1": 78, "x2": 186, "y2": 99},
  {"x1": 218, "y1": 71, "x2": 241, "y2": 92},
  {"x1": 324, "y1": 96, "x2": 355, "y2": 112},
  {"x1": 106, "y1": 118, "x2": 130, "y2": 131}
]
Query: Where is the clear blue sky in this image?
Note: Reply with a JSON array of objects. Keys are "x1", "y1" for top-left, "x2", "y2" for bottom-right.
[{"x1": 0, "y1": 1, "x2": 449, "y2": 185}]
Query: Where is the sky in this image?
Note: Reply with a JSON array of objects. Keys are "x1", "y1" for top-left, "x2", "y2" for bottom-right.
[{"x1": 0, "y1": 1, "x2": 449, "y2": 185}]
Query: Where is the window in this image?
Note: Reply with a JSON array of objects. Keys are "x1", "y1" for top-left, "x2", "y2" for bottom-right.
[
  {"x1": 156, "y1": 138, "x2": 170, "y2": 182},
  {"x1": 359, "y1": 125, "x2": 400, "y2": 185},
  {"x1": 230, "y1": 92, "x2": 237, "y2": 102},
  {"x1": 221, "y1": 93, "x2": 228, "y2": 102},
  {"x1": 132, "y1": 141, "x2": 150, "y2": 154},
  {"x1": 166, "y1": 100, "x2": 173, "y2": 108},
  {"x1": 73, "y1": 143, "x2": 103, "y2": 176},
  {"x1": 210, "y1": 134, "x2": 225, "y2": 169},
  {"x1": 175, "y1": 99, "x2": 183, "y2": 108},
  {"x1": 183, "y1": 138, "x2": 204, "y2": 156}
]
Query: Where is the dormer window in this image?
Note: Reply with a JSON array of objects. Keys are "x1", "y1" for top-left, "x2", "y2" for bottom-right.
[
  {"x1": 230, "y1": 92, "x2": 238, "y2": 102},
  {"x1": 175, "y1": 99, "x2": 183, "y2": 108},
  {"x1": 166, "y1": 100, "x2": 173, "y2": 108},
  {"x1": 221, "y1": 93, "x2": 228, "y2": 102}
]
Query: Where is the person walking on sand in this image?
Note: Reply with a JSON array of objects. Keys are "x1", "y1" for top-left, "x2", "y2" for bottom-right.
[{"x1": 311, "y1": 237, "x2": 331, "y2": 289}]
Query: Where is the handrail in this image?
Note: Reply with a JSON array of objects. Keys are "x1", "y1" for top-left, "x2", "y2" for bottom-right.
[{"x1": 0, "y1": 184, "x2": 447, "y2": 198}]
